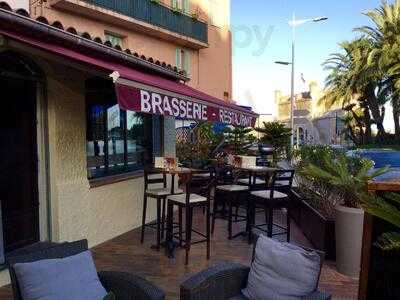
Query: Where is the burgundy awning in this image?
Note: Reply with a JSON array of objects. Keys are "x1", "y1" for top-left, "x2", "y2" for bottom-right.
[
  {"x1": 0, "y1": 28, "x2": 258, "y2": 127},
  {"x1": 114, "y1": 78, "x2": 257, "y2": 127}
]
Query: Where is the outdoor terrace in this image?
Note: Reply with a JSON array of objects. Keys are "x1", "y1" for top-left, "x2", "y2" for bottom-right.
[{"x1": 0, "y1": 208, "x2": 358, "y2": 299}]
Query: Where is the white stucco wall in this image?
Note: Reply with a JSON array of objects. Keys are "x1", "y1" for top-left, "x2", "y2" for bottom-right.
[{"x1": 45, "y1": 66, "x2": 163, "y2": 247}]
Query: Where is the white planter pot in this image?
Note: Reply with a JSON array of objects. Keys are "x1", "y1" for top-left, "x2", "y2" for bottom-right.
[{"x1": 335, "y1": 204, "x2": 364, "y2": 278}]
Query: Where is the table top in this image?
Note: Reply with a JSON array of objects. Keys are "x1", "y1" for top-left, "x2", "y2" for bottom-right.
[
  {"x1": 155, "y1": 167, "x2": 193, "y2": 175},
  {"x1": 368, "y1": 180, "x2": 400, "y2": 192},
  {"x1": 233, "y1": 165, "x2": 278, "y2": 173}
]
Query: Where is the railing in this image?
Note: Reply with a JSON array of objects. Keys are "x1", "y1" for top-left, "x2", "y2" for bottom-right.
[{"x1": 83, "y1": 0, "x2": 208, "y2": 43}]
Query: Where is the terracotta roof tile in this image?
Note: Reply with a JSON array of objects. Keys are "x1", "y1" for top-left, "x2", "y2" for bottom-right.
[{"x1": 0, "y1": 1, "x2": 185, "y2": 78}]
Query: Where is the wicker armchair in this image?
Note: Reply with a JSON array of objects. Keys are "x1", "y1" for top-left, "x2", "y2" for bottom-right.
[
  {"x1": 180, "y1": 235, "x2": 332, "y2": 300},
  {"x1": 7, "y1": 240, "x2": 165, "y2": 300}
]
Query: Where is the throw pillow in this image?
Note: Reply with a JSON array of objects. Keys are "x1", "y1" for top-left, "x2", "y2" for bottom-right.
[
  {"x1": 14, "y1": 250, "x2": 107, "y2": 300},
  {"x1": 242, "y1": 235, "x2": 321, "y2": 300}
]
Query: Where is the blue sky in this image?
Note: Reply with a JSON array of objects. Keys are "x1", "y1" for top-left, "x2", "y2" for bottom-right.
[{"x1": 231, "y1": 0, "x2": 382, "y2": 116}]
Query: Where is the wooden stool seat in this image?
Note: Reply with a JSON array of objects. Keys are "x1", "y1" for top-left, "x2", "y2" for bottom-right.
[
  {"x1": 167, "y1": 193, "x2": 207, "y2": 205},
  {"x1": 146, "y1": 188, "x2": 183, "y2": 197},
  {"x1": 250, "y1": 190, "x2": 288, "y2": 199},
  {"x1": 237, "y1": 178, "x2": 265, "y2": 185},
  {"x1": 216, "y1": 185, "x2": 249, "y2": 192}
]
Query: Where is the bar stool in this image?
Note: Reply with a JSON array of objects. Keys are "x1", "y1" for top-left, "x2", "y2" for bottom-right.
[
  {"x1": 140, "y1": 168, "x2": 182, "y2": 250},
  {"x1": 212, "y1": 167, "x2": 250, "y2": 240},
  {"x1": 166, "y1": 170, "x2": 214, "y2": 265},
  {"x1": 248, "y1": 169, "x2": 295, "y2": 243}
]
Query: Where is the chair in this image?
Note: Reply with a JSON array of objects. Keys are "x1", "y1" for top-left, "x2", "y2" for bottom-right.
[
  {"x1": 248, "y1": 169, "x2": 295, "y2": 243},
  {"x1": 7, "y1": 240, "x2": 165, "y2": 300},
  {"x1": 140, "y1": 168, "x2": 182, "y2": 250},
  {"x1": 166, "y1": 170, "x2": 214, "y2": 265},
  {"x1": 180, "y1": 235, "x2": 331, "y2": 300},
  {"x1": 212, "y1": 167, "x2": 250, "y2": 240}
]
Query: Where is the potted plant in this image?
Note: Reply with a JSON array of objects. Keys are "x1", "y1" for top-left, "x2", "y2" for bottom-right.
[
  {"x1": 191, "y1": 8, "x2": 200, "y2": 20},
  {"x1": 255, "y1": 121, "x2": 292, "y2": 166},
  {"x1": 291, "y1": 145, "x2": 341, "y2": 258},
  {"x1": 303, "y1": 154, "x2": 388, "y2": 277}
]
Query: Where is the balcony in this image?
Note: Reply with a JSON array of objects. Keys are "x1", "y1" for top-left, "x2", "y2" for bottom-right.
[{"x1": 50, "y1": 0, "x2": 209, "y2": 49}]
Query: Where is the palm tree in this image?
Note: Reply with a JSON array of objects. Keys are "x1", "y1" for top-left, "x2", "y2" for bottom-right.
[
  {"x1": 255, "y1": 121, "x2": 292, "y2": 163},
  {"x1": 358, "y1": 0, "x2": 400, "y2": 139},
  {"x1": 323, "y1": 38, "x2": 387, "y2": 141},
  {"x1": 223, "y1": 126, "x2": 255, "y2": 155}
]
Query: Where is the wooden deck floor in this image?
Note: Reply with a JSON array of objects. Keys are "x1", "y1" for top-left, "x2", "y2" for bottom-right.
[{"x1": 0, "y1": 208, "x2": 358, "y2": 299}]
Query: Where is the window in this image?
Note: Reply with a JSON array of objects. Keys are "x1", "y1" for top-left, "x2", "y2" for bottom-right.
[
  {"x1": 171, "y1": 0, "x2": 190, "y2": 13},
  {"x1": 86, "y1": 78, "x2": 156, "y2": 179},
  {"x1": 208, "y1": 0, "x2": 224, "y2": 27},
  {"x1": 175, "y1": 48, "x2": 191, "y2": 76},
  {"x1": 105, "y1": 32, "x2": 124, "y2": 47}
]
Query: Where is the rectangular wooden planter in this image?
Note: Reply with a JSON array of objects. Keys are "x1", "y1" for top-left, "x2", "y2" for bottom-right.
[{"x1": 290, "y1": 190, "x2": 336, "y2": 260}]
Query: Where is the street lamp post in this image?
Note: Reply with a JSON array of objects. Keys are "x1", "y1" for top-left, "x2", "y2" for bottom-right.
[{"x1": 276, "y1": 14, "x2": 328, "y2": 148}]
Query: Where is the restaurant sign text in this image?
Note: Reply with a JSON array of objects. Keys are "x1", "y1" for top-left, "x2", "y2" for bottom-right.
[{"x1": 116, "y1": 84, "x2": 256, "y2": 127}]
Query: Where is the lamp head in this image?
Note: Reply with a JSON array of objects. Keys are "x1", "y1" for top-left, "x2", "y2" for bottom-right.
[
  {"x1": 275, "y1": 61, "x2": 291, "y2": 66},
  {"x1": 313, "y1": 17, "x2": 328, "y2": 22}
]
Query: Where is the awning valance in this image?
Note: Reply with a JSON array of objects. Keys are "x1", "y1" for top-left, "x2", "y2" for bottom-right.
[
  {"x1": 0, "y1": 24, "x2": 258, "y2": 127},
  {"x1": 113, "y1": 75, "x2": 257, "y2": 127}
]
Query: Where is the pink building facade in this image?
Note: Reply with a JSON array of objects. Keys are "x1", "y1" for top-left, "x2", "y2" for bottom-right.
[{"x1": 30, "y1": 0, "x2": 233, "y2": 101}]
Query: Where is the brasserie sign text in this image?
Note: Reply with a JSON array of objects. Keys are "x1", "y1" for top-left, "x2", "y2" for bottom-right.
[{"x1": 116, "y1": 85, "x2": 256, "y2": 127}]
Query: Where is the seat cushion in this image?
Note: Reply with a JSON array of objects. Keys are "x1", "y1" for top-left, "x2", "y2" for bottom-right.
[
  {"x1": 237, "y1": 178, "x2": 266, "y2": 185},
  {"x1": 242, "y1": 235, "x2": 321, "y2": 300},
  {"x1": 251, "y1": 190, "x2": 287, "y2": 199},
  {"x1": 216, "y1": 185, "x2": 249, "y2": 192},
  {"x1": 193, "y1": 173, "x2": 211, "y2": 178},
  {"x1": 146, "y1": 187, "x2": 183, "y2": 196},
  {"x1": 14, "y1": 250, "x2": 107, "y2": 300},
  {"x1": 167, "y1": 193, "x2": 207, "y2": 204}
]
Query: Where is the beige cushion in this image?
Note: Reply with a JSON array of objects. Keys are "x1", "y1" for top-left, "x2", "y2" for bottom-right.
[
  {"x1": 146, "y1": 188, "x2": 183, "y2": 196},
  {"x1": 237, "y1": 178, "x2": 266, "y2": 185},
  {"x1": 216, "y1": 185, "x2": 249, "y2": 192},
  {"x1": 167, "y1": 193, "x2": 207, "y2": 204},
  {"x1": 251, "y1": 190, "x2": 288, "y2": 199},
  {"x1": 193, "y1": 173, "x2": 211, "y2": 178}
]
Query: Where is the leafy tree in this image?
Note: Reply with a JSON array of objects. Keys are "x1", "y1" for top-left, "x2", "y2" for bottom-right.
[{"x1": 255, "y1": 121, "x2": 292, "y2": 163}]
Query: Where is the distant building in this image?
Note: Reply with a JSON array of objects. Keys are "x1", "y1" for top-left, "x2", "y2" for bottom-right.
[{"x1": 275, "y1": 82, "x2": 345, "y2": 146}]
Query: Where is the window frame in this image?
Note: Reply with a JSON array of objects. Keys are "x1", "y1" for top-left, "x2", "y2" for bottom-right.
[
  {"x1": 175, "y1": 47, "x2": 191, "y2": 77},
  {"x1": 172, "y1": 0, "x2": 190, "y2": 13},
  {"x1": 104, "y1": 31, "x2": 125, "y2": 47},
  {"x1": 85, "y1": 79, "x2": 156, "y2": 182}
]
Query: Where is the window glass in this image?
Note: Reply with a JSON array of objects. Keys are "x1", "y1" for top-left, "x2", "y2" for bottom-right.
[
  {"x1": 86, "y1": 79, "x2": 157, "y2": 179},
  {"x1": 126, "y1": 111, "x2": 153, "y2": 167},
  {"x1": 107, "y1": 104, "x2": 125, "y2": 170},
  {"x1": 209, "y1": 0, "x2": 224, "y2": 27},
  {"x1": 172, "y1": 0, "x2": 190, "y2": 13},
  {"x1": 105, "y1": 32, "x2": 123, "y2": 47},
  {"x1": 175, "y1": 48, "x2": 191, "y2": 76},
  {"x1": 86, "y1": 105, "x2": 106, "y2": 176}
]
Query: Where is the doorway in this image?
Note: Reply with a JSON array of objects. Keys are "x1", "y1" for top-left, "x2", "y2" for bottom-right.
[{"x1": 0, "y1": 51, "x2": 41, "y2": 254}]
